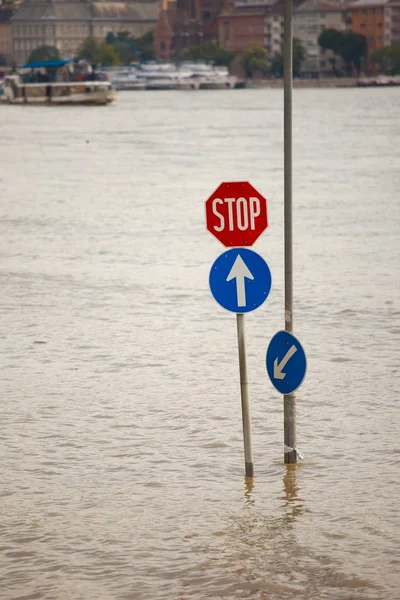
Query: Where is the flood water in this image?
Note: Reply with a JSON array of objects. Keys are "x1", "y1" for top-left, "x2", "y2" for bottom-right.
[{"x1": 1, "y1": 87, "x2": 399, "y2": 600}]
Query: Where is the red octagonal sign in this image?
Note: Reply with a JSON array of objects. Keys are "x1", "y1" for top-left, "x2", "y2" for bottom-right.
[{"x1": 205, "y1": 181, "x2": 268, "y2": 247}]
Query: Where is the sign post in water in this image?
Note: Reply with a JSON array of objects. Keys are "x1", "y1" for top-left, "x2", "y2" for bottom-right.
[{"x1": 205, "y1": 181, "x2": 269, "y2": 477}]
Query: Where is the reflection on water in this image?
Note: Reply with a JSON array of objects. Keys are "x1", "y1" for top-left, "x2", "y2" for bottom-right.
[{"x1": 180, "y1": 466, "x2": 380, "y2": 599}]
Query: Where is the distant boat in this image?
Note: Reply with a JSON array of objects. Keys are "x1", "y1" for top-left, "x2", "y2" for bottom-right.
[
  {"x1": 137, "y1": 63, "x2": 200, "y2": 90},
  {"x1": 357, "y1": 75, "x2": 400, "y2": 87},
  {"x1": 100, "y1": 66, "x2": 146, "y2": 91},
  {"x1": 3, "y1": 59, "x2": 116, "y2": 105},
  {"x1": 178, "y1": 61, "x2": 238, "y2": 90}
]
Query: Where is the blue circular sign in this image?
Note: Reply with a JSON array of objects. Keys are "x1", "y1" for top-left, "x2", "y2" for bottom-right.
[
  {"x1": 209, "y1": 248, "x2": 272, "y2": 314},
  {"x1": 266, "y1": 330, "x2": 307, "y2": 394}
]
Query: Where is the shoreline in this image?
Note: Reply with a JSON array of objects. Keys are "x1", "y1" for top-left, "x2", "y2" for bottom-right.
[{"x1": 246, "y1": 76, "x2": 400, "y2": 89}]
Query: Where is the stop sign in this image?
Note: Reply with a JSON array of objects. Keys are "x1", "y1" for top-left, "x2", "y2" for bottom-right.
[{"x1": 205, "y1": 181, "x2": 268, "y2": 247}]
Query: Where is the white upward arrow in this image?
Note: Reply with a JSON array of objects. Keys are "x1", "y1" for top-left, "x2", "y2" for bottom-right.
[
  {"x1": 274, "y1": 345, "x2": 297, "y2": 380},
  {"x1": 226, "y1": 254, "x2": 254, "y2": 307}
]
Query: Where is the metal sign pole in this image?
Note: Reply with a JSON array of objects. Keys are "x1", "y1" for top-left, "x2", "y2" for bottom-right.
[
  {"x1": 236, "y1": 313, "x2": 254, "y2": 477},
  {"x1": 283, "y1": 0, "x2": 297, "y2": 464}
]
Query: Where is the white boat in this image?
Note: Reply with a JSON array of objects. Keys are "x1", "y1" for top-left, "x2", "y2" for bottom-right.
[
  {"x1": 178, "y1": 62, "x2": 238, "y2": 90},
  {"x1": 3, "y1": 59, "x2": 116, "y2": 105},
  {"x1": 138, "y1": 63, "x2": 200, "y2": 90},
  {"x1": 101, "y1": 67, "x2": 146, "y2": 91}
]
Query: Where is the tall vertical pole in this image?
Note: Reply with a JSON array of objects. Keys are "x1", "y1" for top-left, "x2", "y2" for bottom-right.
[
  {"x1": 236, "y1": 313, "x2": 254, "y2": 477},
  {"x1": 283, "y1": 0, "x2": 297, "y2": 464}
]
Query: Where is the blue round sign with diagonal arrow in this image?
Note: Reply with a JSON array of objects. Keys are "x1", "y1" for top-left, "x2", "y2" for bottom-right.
[
  {"x1": 209, "y1": 248, "x2": 272, "y2": 313},
  {"x1": 266, "y1": 330, "x2": 307, "y2": 394}
]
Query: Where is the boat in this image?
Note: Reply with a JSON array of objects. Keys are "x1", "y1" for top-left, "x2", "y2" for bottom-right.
[
  {"x1": 100, "y1": 66, "x2": 146, "y2": 91},
  {"x1": 137, "y1": 63, "x2": 200, "y2": 90},
  {"x1": 178, "y1": 62, "x2": 238, "y2": 90},
  {"x1": 2, "y1": 59, "x2": 116, "y2": 105},
  {"x1": 357, "y1": 74, "x2": 400, "y2": 87}
]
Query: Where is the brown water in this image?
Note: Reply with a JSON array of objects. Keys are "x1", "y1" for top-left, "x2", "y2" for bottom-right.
[{"x1": 0, "y1": 88, "x2": 399, "y2": 600}]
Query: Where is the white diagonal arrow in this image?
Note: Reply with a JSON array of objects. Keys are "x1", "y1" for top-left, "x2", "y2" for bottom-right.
[
  {"x1": 274, "y1": 345, "x2": 297, "y2": 380},
  {"x1": 226, "y1": 254, "x2": 254, "y2": 307}
]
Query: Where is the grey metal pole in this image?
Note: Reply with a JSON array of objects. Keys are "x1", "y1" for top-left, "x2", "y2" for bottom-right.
[
  {"x1": 236, "y1": 313, "x2": 254, "y2": 477},
  {"x1": 283, "y1": 0, "x2": 297, "y2": 464}
]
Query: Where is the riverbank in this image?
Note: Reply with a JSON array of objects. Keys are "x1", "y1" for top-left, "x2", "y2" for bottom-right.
[
  {"x1": 248, "y1": 77, "x2": 358, "y2": 88},
  {"x1": 247, "y1": 75, "x2": 400, "y2": 89}
]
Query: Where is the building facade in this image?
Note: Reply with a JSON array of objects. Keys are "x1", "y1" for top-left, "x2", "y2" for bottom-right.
[
  {"x1": 0, "y1": 6, "x2": 14, "y2": 64},
  {"x1": 294, "y1": 0, "x2": 345, "y2": 75},
  {"x1": 218, "y1": 0, "x2": 285, "y2": 59},
  {"x1": 345, "y1": 0, "x2": 388, "y2": 54},
  {"x1": 12, "y1": 0, "x2": 161, "y2": 65},
  {"x1": 154, "y1": 0, "x2": 232, "y2": 59}
]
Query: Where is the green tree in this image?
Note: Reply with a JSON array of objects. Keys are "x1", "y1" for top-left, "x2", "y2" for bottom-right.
[
  {"x1": 27, "y1": 45, "x2": 60, "y2": 63},
  {"x1": 241, "y1": 44, "x2": 268, "y2": 78},
  {"x1": 104, "y1": 30, "x2": 154, "y2": 63},
  {"x1": 76, "y1": 37, "x2": 120, "y2": 66},
  {"x1": 370, "y1": 44, "x2": 400, "y2": 75},
  {"x1": 76, "y1": 36, "x2": 100, "y2": 62},
  {"x1": 270, "y1": 52, "x2": 283, "y2": 77},
  {"x1": 267, "y1": 37, "x2": 304, "y2": 78},
  {"x1": 134, "y1": 31, "x2": 155, "y2": 62},
  {"x1": 293, "y1": 37, "x2": 305, "y2": 76},
  {"x1": 178, "y1": 41, "x2": 235, "y2": 68},
  {"x1": 318, "y1": 28, "x2": 343, "y2": 54},
  {"x1": 339, "y1": 31, "x2": 367, "y2": 74},
  {"x1": 97, "y1": 43, "x2": 120, "y2": 66},
  {"x1": 318, "y1": 28, "x2": 367, "y2": 75}
]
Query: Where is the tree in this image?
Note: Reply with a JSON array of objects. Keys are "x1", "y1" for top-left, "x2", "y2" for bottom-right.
[
  {"x1": 293, "y1": 37, "x2": 305, "y2": 76},
  {"x1": 268, "y1": 37, "x2": 304, "y2": 78},
  {"x1": 318, "y1": 28, "x2": 343, "y2": 54},
  {"x1": 241, "y1": 44, "x2": 269, "y2": 78},
  {"x1": 97, "y1": 43, "x2": 120, "y2": 66},
  {"x1": 76, "y1": 37, "x2": 120, "y2": 66},
  {"x1": 76, "y1": 36, "x2": 99, "y2": 62},
  {"x1": 104, "y1": 30, "x2": 154, "y2": 63},
  {"x1": 178, "y1": 41, "x2": 235, "y2": 68},
  {"x1": 270, "y1": 53, "x2": 283, "y2": 77},
  {"x1": 339, "y1": 31, "x2": 367, "y2": 74},
  {"x1": 318, "y1": 28, "x2": 367, "y2": 75},
  {"x1": 27, "y1": 45, "x2": 60, "y2": 64},
  {"x1": 370, "y1": 45, "x2": 400, "y2": 75},
  {"x1": 134, "y1": 31, "x2": 155, "y2": 62}
]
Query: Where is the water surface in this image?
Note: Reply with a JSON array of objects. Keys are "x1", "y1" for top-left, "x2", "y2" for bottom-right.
[{"x1": 1, "y1": 87, "x2": 399, "y2": 599}]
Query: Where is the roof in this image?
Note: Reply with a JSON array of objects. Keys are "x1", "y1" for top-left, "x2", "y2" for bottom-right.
[
  {"x1": 12, "y1": 0, "x2": 160, "y2": 23},
  {"x1": 12, "y1": 2, "x2": 90, "y2": 22},
  {"x1": 348, "y1": 0, "x2": 391, "y2": 5},
  {"x1": 91, "y1": 2, "x2": 159, "y2": 21},
  {"x1": 21, "y1": 59, "x2": 74, "y2": 69},
  {"x1": 295, "y1": 0, "x2": 343, "y2": 12}
]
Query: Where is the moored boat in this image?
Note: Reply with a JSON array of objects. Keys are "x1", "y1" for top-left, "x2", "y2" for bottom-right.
[
  {"x1": 3, "y1": 59, "x2": 116, "y2": 105},
  {"x1": 137, "y1": 63, "x2": 200, "y2": 90},
  {"x1": 178, "y1": 62, "x2": 238, "y2": 90},
  {"x1": 101, "y1": 66, "x2": 147, "y2": 91}
]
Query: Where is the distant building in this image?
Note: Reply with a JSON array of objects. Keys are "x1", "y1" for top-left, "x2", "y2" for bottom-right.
[
  {"x1": 154, "y1": 0, "x2": 232, "y2": 60},
  {"x1": 345, "y1": 0, "x2": 400, "y2": 56},
  {"x1": 294, "y1": 0, "x2": 345, "y2": 76},
  {"x1": 0, "y1": 6, "x2": 14, "y2": 64},
  {"x1": 11, "y1": 0, "x2": 161, "y2": 66},
  {"x1": 218, "y1": 1, "x2": 285, "y2": 59}
]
